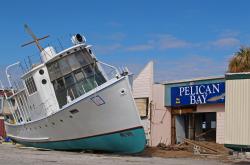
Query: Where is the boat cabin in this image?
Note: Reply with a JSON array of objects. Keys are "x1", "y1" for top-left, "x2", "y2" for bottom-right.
[{"x1": 7, "y1": 43, "x2": 107, "y2": 124}]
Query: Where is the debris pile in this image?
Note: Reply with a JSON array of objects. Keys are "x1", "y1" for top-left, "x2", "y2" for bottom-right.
[
  {"x1": 140, "y1": 139, "x2": 232, "y2": 159},
  {"x1": 157, "y1": 143, "x2": 187, "y2": 151},
  {"x1": 182, "y1": 138, "x2": 231, "y2": 155}
]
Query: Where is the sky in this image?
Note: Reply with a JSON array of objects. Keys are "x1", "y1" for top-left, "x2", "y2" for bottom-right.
[{"x1": 0, "y1": 0, "x2": 250, "y2": 84}]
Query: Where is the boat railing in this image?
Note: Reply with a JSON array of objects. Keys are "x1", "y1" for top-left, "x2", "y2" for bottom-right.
[
  {"x1": 97, "y1": 61, "x2": 120, "y2": 80},
  {"x1": 5, "y1": 62, "x2": 26, "y2": 94}
]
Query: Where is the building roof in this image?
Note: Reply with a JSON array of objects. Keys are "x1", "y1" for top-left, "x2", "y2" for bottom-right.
[
  {"x1": 226, "y1": 72, "x2": 250, "y2": 75},
  {"x1": 162, "y1": 75, "x2": 225, "y2": 85}
]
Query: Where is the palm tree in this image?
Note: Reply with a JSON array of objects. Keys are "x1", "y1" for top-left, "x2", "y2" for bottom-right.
[{"x1": 228, "y1": 47, "x2": 250, "y2": 72}]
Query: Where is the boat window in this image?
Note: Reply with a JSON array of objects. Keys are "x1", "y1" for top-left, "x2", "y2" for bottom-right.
[
  {"x1": 64, "y1": 74, "x2": 75, "y2": 87},
  {"x1": 58, "y1": 57, "x2": 71, "y2": 75},
  {"x1": 74, "y1": 70, "x2": 84, "y2": 81},
  {"x1": 25, "y1": 77, "x2": 37, "y2": 95},
  {"x1": 47, "y1": 62, "x2": 62, "y2": 80},
  {"x1": 67, "y1": 55, "x2": 81, "y2": 70},
  {"x1": 53, "y1": 78, "x2": 65, "y2": 91},
  {"x1": 75, "y1": 51, "x2": 88, "y2": 66},
  {"x1": 57, "y1": 78, "x2": 65, "y2": 89},
  {"x1": 83, "y1": 66, "x2": 93, "y2": 77}
]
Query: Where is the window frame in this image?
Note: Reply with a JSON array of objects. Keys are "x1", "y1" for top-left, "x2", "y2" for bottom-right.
[
  {"x1": 25, "y1": 76, "x2": 37, "y2": 95},
  {"x1": 134, "y1": 97, "x2": 149, "y2": 119}
]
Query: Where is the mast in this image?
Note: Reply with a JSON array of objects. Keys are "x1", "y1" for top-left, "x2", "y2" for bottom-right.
[{"x1": 21, "y1": 24, "x2": 49, "y2": 52}]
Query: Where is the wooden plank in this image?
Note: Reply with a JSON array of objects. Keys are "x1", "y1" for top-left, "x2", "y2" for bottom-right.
[{"x1": 183, "y1": 138, "x2": 218, "y2": 154}]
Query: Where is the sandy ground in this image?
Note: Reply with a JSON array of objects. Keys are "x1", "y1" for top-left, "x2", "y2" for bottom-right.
[{"x1": 0, "y1": 144, "x2": 249, "y2": 165}]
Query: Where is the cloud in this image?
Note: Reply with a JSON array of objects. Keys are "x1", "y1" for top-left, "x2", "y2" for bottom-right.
[
  {"x1": 125, "y1": 34, "x2": 193, "y2": 52},
  {"x1": 154, "y1": 34, "x2": 191, "y2": 49},
  {"x1": 106, "y1": 22, "x2": 122, "y2": 28},
  {"x1": 92, "y1": 32, "x2": 126, "y2": 42},
  {"x1": 94, "y1": 43, "x2": 122, "y2": 54},
  {"x1": 93, "y1": 33, "x2": 241, "y2": 55},
  {"x1": 211, "y1": 37, "x2": 240, "y2": 47},
  {"x1": 153, "y1": 54, "x2": 227, "y2": 82},
  {"x1": 108, "y1": 32, "x2": 126, "y2": 41},
  {"x1": 126, "y1": 44, "x2": 154, "y2": 51},
  {"x1": 94, "y1": 33, "x2": 193, "y2": 53},
  {"x1": 219, "y1": 29, "x2": 240, "y2": 38}
]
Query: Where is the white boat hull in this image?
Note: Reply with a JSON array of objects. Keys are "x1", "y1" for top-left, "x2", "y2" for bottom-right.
[{"x1": 5, "y1": 76, "x2": 146, "y2": 153}]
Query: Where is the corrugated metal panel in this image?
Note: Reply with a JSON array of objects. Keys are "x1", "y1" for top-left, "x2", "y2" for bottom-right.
[{"x1": 225, "y1": 78, "x2": 250, "y2": 145}]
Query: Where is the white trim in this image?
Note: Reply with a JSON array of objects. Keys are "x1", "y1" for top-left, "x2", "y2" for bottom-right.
[
  {"x1": 162, "y1": 75, "x2": 225, "y2": 85},
  {"x1": 8, "y1": 134, "x2": 49, "y2": 142},
  {"x1": 226, "y1": 72, "x2": 250, "y2": 75}
]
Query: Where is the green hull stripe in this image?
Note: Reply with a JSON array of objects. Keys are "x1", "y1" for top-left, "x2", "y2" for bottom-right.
[
  {"x1": 225, "y1": 144, "x2": 250, "y2": 151},
  {"x1": 13, "y1": 127, "x2": 146, "y2": 154}
]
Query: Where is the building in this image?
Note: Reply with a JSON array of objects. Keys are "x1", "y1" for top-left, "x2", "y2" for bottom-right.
[
  {"x1": 0, "y1": 90, "x2": 12, "y2": 138},
  {"x1": 225, "y1": 72, "x2": 250, "y2": 151},
  {"x1": 164, "y1": 77, "x2": 225, "y2": 144},
  {"x1": 133, "y1": 61, "x2": 170, "y2": 146},
  {"x1": 133, "y1": 61, "x2": 153, "y2": 145},
  {"x1": 133, "y1": 62, "x2": 226, "y2": 146}
]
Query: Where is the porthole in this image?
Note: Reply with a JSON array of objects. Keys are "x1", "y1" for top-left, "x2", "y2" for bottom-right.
[
  {"x1": 120, "y1": 88, "x2": 126, "y2": 95},
  {"x1": 60, "y1": 119, "x2": 63, "y2": 122},
  {"x1": 69, "y1": 115, "x2": 73, "y2": 118},
  {"x1": 52, "y1": 122, "x2": 55, "y2": 125},
  {"x1": 39, "y1": 126, "x2": 42, "y2": 128},
  {"x1": 88, "y1": 49, "x2": 92, "y2": 54},
  {"x1": 42, "y1": 79, "x2": 47, "y2": 84},
  {"x1": 39, "y1": 69, "x2": 44, "y2": 75},
  {"x1": 69, "y1": 109, "x2": 79, "y2": 114},
  {"x1": 45, "y1": 125, "x2": 48, "y2": 127}
]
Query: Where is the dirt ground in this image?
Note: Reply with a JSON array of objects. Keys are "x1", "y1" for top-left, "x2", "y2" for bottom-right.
[
  {"x1": 140, "y1": 147, "x2": 194, "y2": 158},
  {"x1": 137, "y1": 141, "x2": 250, "y2": 164},
  {"x1": 0, "y1": 142, "x2": 250, "y2": 165}
]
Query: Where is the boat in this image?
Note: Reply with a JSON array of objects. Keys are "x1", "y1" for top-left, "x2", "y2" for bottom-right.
[{"x1": 2, "y1": 25, "x2": 146, "y2": 154}]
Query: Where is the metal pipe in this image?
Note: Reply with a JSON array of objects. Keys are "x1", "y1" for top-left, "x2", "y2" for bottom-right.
[
  {"x1": 6, "y1": 61, "x2": 21, "y2": 94},
  {"x1": 16, "y1": 96, "x2": 27, "y2": 123},
  {"x1": 97, "y1": 61, "x2": 119, "y2": 76},
  {"x1": 19, "y1": 93, "x2": 30, "y2": 122}
]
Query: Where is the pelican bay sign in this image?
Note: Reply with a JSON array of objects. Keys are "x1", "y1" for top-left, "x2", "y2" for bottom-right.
[{"x1": 171, "y1": 82, "x2": 225, "y2": 106}]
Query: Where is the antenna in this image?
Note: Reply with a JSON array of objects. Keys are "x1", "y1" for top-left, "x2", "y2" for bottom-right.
[{"x1": 21, "y1": 24, "x2": 49, "y2": 52}]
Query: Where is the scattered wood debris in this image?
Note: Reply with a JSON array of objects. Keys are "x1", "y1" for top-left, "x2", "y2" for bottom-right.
[
  {"x1": 182, "y1": 138, "x2": 232, "y2": 155},
  {"x1": 139, "y1": 139, "x2": 232, "y2": 159},
  {"x1": 157, "y1": 143, "x2": 186, "y2": 151}
]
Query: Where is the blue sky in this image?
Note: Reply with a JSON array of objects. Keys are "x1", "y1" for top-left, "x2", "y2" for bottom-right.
[{"x1": 0, "y1": 0, "x2": 249, "y2": 82}]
